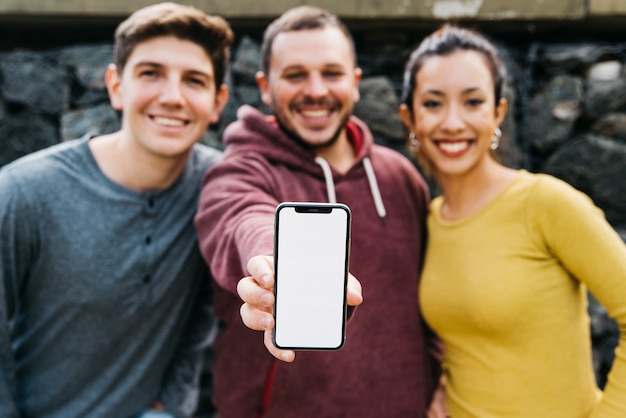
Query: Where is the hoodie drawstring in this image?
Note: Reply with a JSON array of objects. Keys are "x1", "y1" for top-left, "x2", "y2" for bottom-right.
[
  {"x1": 362, "y1": 157, "x2": 387, "y2": 223},
  {"x1": 314, "y1": 156, "x2": 387, "y2": 224},
  {"x1": 314, "y1": 156, "x2": 337, "y2": 203}
]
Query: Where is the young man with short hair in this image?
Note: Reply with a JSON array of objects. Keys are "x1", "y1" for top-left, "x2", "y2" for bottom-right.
[
  {"x1": 195, "y1": 6, "x2": 442, "y2": 417},
  {"x1": 0, "y1": 3, "x2": 232, "y2": 417}
]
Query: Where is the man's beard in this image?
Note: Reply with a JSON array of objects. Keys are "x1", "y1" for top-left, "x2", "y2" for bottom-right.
[
  {"x1": 274, "y1": 99, "x2": 352, "y2": 151},
  {"x1": 276, "y1": 117, "x2": 348, "y2": 151}
]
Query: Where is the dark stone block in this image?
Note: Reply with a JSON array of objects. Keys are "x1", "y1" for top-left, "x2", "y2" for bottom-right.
[
  {"x1": 543, "y1": 43, "x2": 625, "y2": 74},
  {"x1": 354, "y1": 76, "x2": 405, "y2": 143},
  {"x1": 0, "y1": 111, "x2": 59, "y2": 167},
  {"x1": 53, "y1": 44, "x2": 113, "y2": 91},
  {"x1": 52, "y1": 44, "x2": 113, "y2": 109},
  {"x1": 61, "y1": 103, "x2": 120, "y2": 141},
  {"x1": 542, "y1": 134, "x2": 626, "y2": 229},
  {"x1": 585, "y1": 77, "x2": 626, "y2": 120},
  {"x1": 591, "y1": 113, "x2": 626, "y2": 143},
  {"x1": 0, "y1": 50, "x2": 68, "y2": 115},
  {"x1": 527, "y1": 75, "x2": 583, "y2": 153},
  {"x1": 231, "y1": 36, "x2": 260, "y2": 82}
]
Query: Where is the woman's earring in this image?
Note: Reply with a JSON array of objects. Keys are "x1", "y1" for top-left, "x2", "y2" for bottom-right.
[
  {"x1": 491, "y1": 127, "x2": 502, "y2": 150},
  {"x1": 408, "y1": 132, "x2": 421, "y2": 153}
]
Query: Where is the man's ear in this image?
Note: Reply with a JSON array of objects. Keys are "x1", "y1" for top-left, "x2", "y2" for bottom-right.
[
  {"x1": 256, "y1": 71, "x2": 272, "y2": 107},
  {"x1": 209, "y1": 84, "x2": 230, "y2": 124},
  {"x1": 352, "y1": 67, "x2": 362, "y2": 103},
  {"x1": 105, "y1": 64, "x2": 123, "y2": 111}
]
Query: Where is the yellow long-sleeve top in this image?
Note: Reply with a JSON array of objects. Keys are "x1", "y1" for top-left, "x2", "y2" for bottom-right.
[{"x1": 420, "y1": 170, "x2": 626, "y2": 418}]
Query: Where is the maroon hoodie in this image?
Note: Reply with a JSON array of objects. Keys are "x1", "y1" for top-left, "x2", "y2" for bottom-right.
[{"x1": 195, "y1": 105, "x2": 441, "y2": 417}]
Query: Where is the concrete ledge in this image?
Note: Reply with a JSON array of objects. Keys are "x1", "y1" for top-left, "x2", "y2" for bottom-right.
[
  {"x1": 0, "y1": 0, "x2": 599, "y2": 20},
  {"x1": 590, "y1": 0, "x2": 626, "y2": 15}
]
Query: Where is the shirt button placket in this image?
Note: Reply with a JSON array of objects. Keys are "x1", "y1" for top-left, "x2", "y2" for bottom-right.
[{"x1": 143, "y1": 195, "x2": 157, "y2": 292}]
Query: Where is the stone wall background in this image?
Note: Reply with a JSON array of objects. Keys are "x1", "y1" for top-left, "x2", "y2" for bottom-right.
[{"x1": 0, "y1": 27, "x2": 624, "y2": 391}]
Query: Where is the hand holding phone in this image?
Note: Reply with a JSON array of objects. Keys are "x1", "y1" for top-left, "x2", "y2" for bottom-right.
[
  {"x1": 273, "y1": 202, "x2": 351, "y2": 350},
  {"x1": 238, "y1": 254, "x2": 364, "y2": 362}
]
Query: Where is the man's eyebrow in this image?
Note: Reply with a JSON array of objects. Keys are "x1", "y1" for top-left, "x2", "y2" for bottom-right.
[
  {"x1": 186, "y1": 69, "x2": 214, "y2": 79},
  {"x1": 133, "y1": 61, "x2": 162, "y2": 68},
  {"x1": 133, "y1": 61, "x2": 214, "y2": 79}
]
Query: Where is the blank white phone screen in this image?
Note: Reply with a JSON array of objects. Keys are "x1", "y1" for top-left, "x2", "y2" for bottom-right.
[{"x1": 273, "y1": 204, "x2": 350, "y2": 349}]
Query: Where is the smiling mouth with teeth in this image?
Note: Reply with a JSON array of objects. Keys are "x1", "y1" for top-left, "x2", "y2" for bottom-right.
[
  {"x1": 300, "y1": 109, "x2": 331, "y2": 118},
  {"x1": 436, "y1": 140, "x2": 472, "y2": 154},
  {"x1": 153, "y1": 116, "x2": 187, "y2": 127}
]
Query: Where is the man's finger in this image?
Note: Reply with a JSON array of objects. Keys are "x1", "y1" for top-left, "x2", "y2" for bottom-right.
[
  {"x1": 346, "y1": 273, "x2": 363, "y2": 307},
  {"x1": 240, "y1": 302, "x2": 274, "y2": 330},
  {"x1": 264, "y1": 329, "x2": 295, "y2": 362},
  {"x1": 237, "y1": 276, "x2": 274, "y2": 308},
  {"x1": 246, "y1": 255, "x2": 274, "y2": 288}
]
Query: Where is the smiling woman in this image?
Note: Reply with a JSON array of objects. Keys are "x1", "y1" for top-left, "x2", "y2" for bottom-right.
[
  {"x1": 401, "y1": 47, "x2": 509, "y2": 198},
  {"x1": 399, "y1": 24, "x2": 626, "y2": 418}
]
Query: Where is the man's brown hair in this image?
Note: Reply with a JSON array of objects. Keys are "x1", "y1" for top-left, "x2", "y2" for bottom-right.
[
  {"x1": 114, "y1": 2, "x2": 234, "y2": 89},
  {"x1": 260, "y1": 6, "x2": 357, "y2": 75}
]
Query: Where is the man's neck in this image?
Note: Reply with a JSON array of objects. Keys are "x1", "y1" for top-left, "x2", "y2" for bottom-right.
[
  {"x1": 272, "y1": 118, "x2": 360, "y2": 174},
  {"x1": 315, "y1": 132, "x2": 356, "y2": 174},
  {"x1": 88, "y1": 132, "x2": 190, "y2": 192}
]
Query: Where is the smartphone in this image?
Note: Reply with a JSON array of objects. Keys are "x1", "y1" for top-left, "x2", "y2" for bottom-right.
[{"x1": 272, "y1": 202, "x2": 351, "y2": 350}]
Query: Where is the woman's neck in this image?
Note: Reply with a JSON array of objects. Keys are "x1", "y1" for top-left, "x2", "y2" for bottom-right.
[{"x1": 436, "y1": 159, "x2": 518, "y2": 222}]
